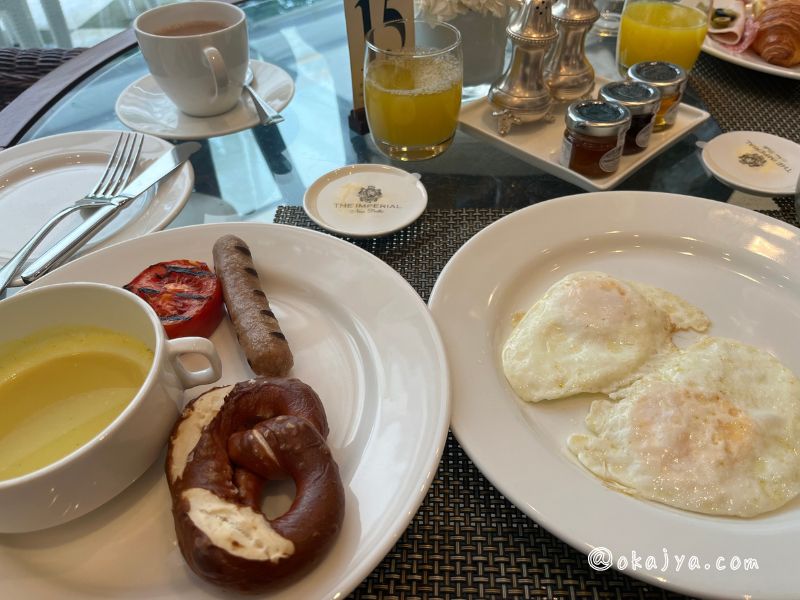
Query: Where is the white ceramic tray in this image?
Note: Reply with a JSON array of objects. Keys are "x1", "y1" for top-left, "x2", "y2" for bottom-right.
[{"x1": 458, "y1": 84, "x2": 711, "y2": 192}]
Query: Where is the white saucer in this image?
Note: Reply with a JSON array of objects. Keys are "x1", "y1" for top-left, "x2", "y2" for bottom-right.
[
  {"x1": 303, "y1": 164, "x2": 428, "y2": 238},
  {"x1": 701, "y1": 131, "x2": 800, "y2": 197},
  {"x1": 114, "y1": 60, "x2": 295, "y2": 140},
  {"x1": 0, "y1": 130, "x2": 193, "y2": 268}
]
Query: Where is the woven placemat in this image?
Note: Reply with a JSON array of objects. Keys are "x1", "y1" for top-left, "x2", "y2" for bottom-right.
[
  {"x1": 690, "y1": 53, "x2": 800, "y2": 142},
  {"x1": 275, "y1": 204, "x2": 797, "y2": 599},
  {"x1": 762, "y1": 197, "x2": 799, "y2": 228}
]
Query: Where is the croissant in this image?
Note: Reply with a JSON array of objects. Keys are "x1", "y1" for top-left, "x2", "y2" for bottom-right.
[{"x1": 751, "y1": 0, "x2": 800, "y2": 67}]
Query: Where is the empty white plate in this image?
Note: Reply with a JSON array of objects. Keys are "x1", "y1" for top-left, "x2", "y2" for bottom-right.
[{"x1": 0, "y1": 130, "x2": 193, "y2": 268}]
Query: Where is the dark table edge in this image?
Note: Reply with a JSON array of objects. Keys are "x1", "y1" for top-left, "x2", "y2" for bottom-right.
[
  {"x1": 0, "y1": 0, "x2": 242, "y2": 151},
  {"x1": 0, "y1": 29, "x2": 135, "y2": 150}
]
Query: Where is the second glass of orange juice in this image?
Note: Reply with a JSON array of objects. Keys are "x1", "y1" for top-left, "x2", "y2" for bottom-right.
[
  {"x1": 365, "y1": 19, "x2": 462, "y2": 161},
  {"x1": 616, "y1": 0, "x2": 710, "y2": 75}
]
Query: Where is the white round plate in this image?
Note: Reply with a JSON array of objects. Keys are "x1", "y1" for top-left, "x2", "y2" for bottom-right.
[
  {"x1": 115, "y1": 60, "x2": 295, "y2": 140},
  {"x1": 702, "y1": 131, "x2": 800, "y2": 196},
  {"x1": 1, "y1": 223, "x2": 449, "y2": 599},
  {"x1": 0, "y1": 130, "x2": 192, "y2": 267},
  {"x1": 303, "y1": 164, "x2": 428, "y2": 238},
  {"x1": 703, "y1": 38, "x2": 800, "y2": 80},
  {"x1": 429, "y1": 192, "x2": 800, "y2": 600}
]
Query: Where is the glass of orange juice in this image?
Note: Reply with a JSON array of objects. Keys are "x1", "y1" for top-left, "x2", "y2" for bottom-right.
[
  {"x1": 616, "y1": 0, "x2": 711, "y2": 75},
  {"x1": 364, "y1": 19, "x2": 462, "y2": 161}
]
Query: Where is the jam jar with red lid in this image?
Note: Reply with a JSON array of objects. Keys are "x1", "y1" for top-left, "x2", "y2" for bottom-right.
[
  {"x1": 561, "y1": 100, "x2": 631, "y2": 178},
  {"x1": 598, "y1": 80, "x2": 660, "y2": 154},
  {"x1": 627, "y1": 61, "x2": 687, "y2": 131}
]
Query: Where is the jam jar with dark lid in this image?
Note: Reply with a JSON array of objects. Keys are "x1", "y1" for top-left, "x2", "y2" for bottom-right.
[
  {"x1": 561, "y1": 100, "x2": 631, "y2": 178},
  {"x1": 627, "y1": 61, "x2": 687, "y2": 131},
  {"x1": 598, "y1": 81, "x2": 660, "y2": 155}
]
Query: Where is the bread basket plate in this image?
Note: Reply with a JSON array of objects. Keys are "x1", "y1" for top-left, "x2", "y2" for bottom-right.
[
  {"x1": 429, "y1": 192, "x2": 800, "y2": 600},
  {"x1": 702, "y1": 37, "x2": 800, "y2": 80},
  {"x1": 0, "y1": 222, "x2": 450, "y2": 599}
]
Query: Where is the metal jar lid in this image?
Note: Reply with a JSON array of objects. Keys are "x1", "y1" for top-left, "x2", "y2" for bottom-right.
[
  {"x1": 565, "y1": 100, "x2": 631, "y2": 137},
  {"x1": 627, "y1": 61, "x2": 687, "y2": 97},
  {"x1": 598, "y1": 81, "x2": 661, "y2": 116}
]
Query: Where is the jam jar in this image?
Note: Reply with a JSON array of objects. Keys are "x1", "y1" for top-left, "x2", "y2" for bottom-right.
[
  {"x1": 626, "y1": 61, "x2": 687, "y2": 131},
  {"x1": 598, "y1": 81, "x2": 660, "y2": 154},
  {"x1": 561, "y1": 100, "x2": 631, "y2": 178}
]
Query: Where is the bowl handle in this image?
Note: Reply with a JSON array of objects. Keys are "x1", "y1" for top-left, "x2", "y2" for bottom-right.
[{"x1": 165, "y1": 337, "x2": 223, "y2": 389}]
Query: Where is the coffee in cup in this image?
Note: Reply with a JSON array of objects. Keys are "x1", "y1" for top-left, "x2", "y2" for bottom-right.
[{"x1": 134, "y1": 1, "x2": 249, "y2": 117}]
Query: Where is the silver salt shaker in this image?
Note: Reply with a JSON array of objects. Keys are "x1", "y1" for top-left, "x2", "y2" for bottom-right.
[
  {"x1": 545, "y1": 0, "x2": 599, "y2": 101},
  {"x1": 488, "y1": 0, "x2": 558, "y2": 135}
]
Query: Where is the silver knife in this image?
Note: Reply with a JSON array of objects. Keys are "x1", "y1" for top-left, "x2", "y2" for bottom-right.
[{"x1": 19, "y1": 141, "x2": 201, "y2": 285}]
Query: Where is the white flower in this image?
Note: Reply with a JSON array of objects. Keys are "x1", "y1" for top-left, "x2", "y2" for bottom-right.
[{"x1": 416, "y1": 0, "x2": 519, "y2": 20}]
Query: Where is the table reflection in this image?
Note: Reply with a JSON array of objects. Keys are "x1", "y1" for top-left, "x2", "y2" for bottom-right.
[{"x1": 20, "y1": 0, "x2": 729, "y2": 226}]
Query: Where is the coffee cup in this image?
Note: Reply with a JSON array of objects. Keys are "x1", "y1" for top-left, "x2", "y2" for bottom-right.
[
  {"x1": 0, "y1": 282, "x2": 223, "y2": 532},
  {"x1": 134, "y1": 1, "x2": 249, "y2": 117}
]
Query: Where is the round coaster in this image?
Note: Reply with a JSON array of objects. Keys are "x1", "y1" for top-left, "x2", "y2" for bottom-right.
[
  {"x1": 303, "y1": 164, "x2": 428, "y2": 238},
  {"x1": 701, "y1": 131, "x2": 800, "y2": 196}
]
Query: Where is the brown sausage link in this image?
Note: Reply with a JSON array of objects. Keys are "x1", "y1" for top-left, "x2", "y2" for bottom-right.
[
  {"x1": 212, "y1": 234, "x2": 293, "y2": 377},
  {"x1": 166, "y1": 378, "x2": 344, "y2": 592}
]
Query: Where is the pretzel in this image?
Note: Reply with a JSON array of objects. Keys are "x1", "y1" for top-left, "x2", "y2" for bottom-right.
[{"x1": 166, "y1": 377, "x2": 345, "y2": 592}]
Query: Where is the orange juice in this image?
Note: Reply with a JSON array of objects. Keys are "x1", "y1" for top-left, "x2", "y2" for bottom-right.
[
  {"x1": 617, "y1": 1, "x2": 708, "y2": 73},
  {"x1": 365, "y1": 53, "x2": 462, "y2": 160}
]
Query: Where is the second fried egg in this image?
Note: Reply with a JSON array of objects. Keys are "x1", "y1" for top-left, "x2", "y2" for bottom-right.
[{"x1": 567, "y1": 337, "x2": 800, "y2": 517}]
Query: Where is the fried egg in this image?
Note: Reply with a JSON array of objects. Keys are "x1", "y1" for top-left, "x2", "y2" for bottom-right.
[
  {"x1": 501, "y1": 272, "x2": 709, "y2": 402},
  {"x1": 568, "y1": 337, "x2": 800, "y2": 517}
]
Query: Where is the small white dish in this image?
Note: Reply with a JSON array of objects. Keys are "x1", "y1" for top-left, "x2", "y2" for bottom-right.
[
  {"x1": 303, "y1": 164, "x2": 428, "y2": 238},
  {"x1": 703, "y1": 37, "x2": 800, "y2": 81},
  {"x1": 701, "y1": 131, "x2": 800, "y2": 196},
  {"x1": 0, "y1": 130, "x2": 193, "y2": 268},
  {"x1": 458, "y1": 78, "x2": 710, "y2": 192},
  {"x1": 115, "y1": 60, "x2": 295, "y2": 140}
]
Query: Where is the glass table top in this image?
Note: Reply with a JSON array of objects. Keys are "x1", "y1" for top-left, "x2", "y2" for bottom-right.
[{"x1": 19, "y1": 0, "x2": 730, "y2": 228}]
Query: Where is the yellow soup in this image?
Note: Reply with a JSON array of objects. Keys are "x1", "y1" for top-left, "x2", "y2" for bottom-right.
[
  {"x1": 365, "y1": 52, "x2": 462, "y2": 149},
  {"x1": 0, "y1": 326, "x2": 153, "y2": 481},
  {"x1": 617, "y1": 2, "x2": 708, "y2": 72}
]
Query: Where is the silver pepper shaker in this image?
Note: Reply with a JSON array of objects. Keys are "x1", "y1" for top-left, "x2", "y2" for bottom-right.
[
  {"x1": 545, "y1": 0, "x2": 599, "y2": 101},
  {"x1": 488, "y1": 0, "x2": 558, "y2": 135}
]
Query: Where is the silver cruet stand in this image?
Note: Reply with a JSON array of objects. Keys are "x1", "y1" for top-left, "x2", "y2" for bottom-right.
[
  {"x1": 488, "y1": 0, "x2": 558, "y2": 135},
  {"x1": 545, "y1": 0, "x2": 600, "y2": 101}
]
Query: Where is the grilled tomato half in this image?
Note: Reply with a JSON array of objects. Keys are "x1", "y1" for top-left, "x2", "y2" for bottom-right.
[{"x1": 124, "y1": 259, "x2": 224, "y2": 338}]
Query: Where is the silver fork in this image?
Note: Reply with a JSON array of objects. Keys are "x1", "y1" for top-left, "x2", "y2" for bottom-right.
[{"x1": 0, "y1": 131, "x2": 144, "y2": 296}]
